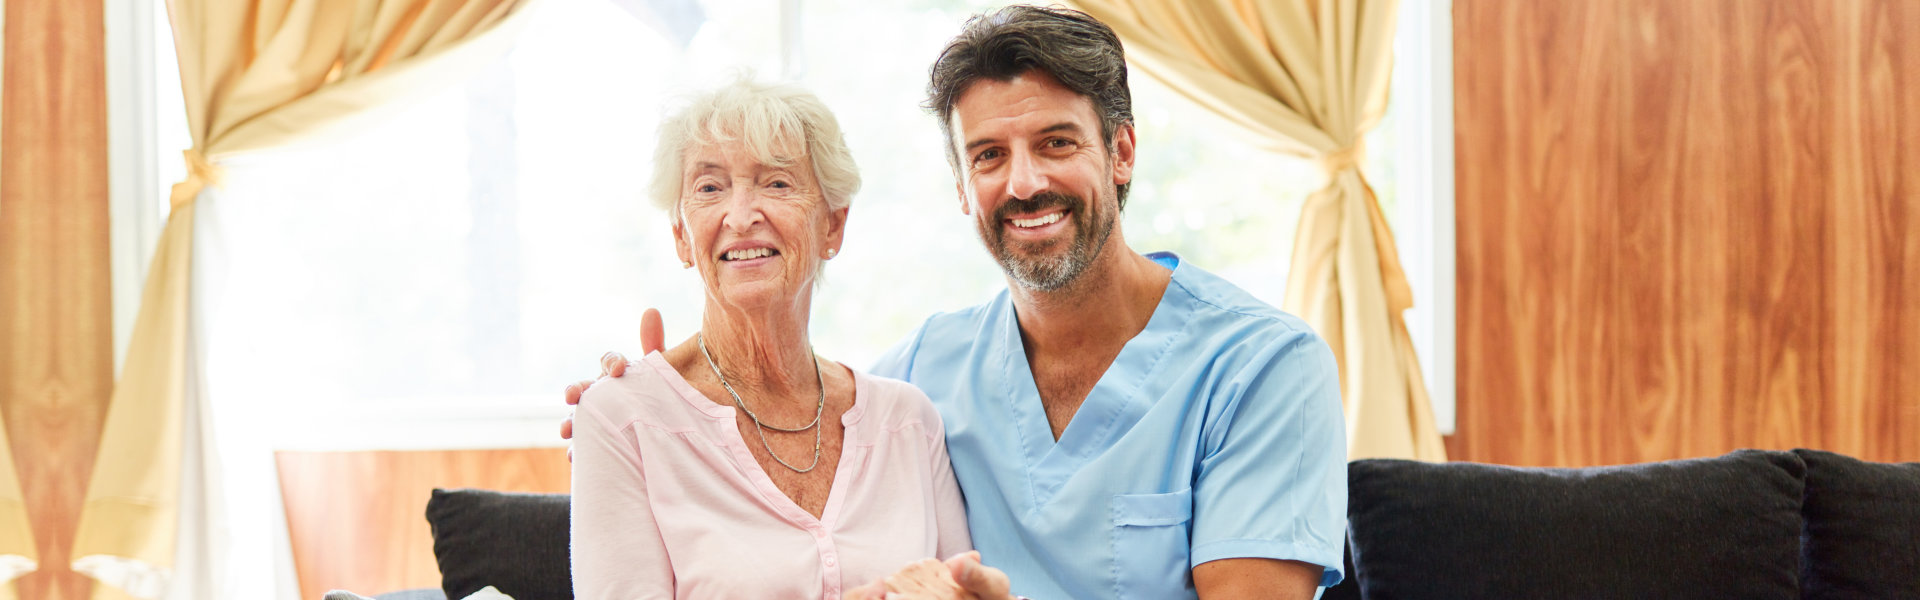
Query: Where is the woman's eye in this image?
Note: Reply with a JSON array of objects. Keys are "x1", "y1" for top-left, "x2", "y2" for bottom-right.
[
  {"x1": 697, "y1": 184, "x2": 720, "y2": 193},
  {"x1": 769, "y1": 180, "x2": 790, "y2": 189}
]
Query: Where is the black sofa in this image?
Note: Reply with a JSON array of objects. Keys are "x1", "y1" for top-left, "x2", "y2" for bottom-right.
[
  {"x1": 1325, "y1": 449, "x2": 1919, "y2": 599},
  {"x1": 409, "y1": 448, "x2": 1917, "y2": 600}
]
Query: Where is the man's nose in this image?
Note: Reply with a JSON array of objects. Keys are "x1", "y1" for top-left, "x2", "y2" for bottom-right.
[
  {"x1": 1004, "y1": 149, "x2": 1049, "y2": 201},
  {"x1": 721, "y1": 187, "x2": 765, "y2": 231}
]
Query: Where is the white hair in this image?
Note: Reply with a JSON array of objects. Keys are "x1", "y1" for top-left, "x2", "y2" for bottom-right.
[{"x1": 649, "y1": 77, "x2": 862, "y2": 223}]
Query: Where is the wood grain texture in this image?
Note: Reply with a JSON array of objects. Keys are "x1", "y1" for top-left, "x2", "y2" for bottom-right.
[
  {"x1": 0, "y1": 0, "x2": 113, "y2": 598},
  {"x1": 1453, "y1": 0, "x2": 1920, "y2": 466},
  {"x1": 276, "y1": 449, "x2": 571, "y2": 600}
]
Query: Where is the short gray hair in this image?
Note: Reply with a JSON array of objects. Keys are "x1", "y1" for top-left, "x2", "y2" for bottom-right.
[{"x1": 650, "y1": 77, "x2": 861, "y2": 222}]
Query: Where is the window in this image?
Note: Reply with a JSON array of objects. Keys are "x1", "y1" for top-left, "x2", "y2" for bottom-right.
[
  {"x1": 1379, "y1": 0, "x2": 1456, "y2": 433},
  {"x1": 129, "y1": 0, "x2": 1452, "y2": 449}
]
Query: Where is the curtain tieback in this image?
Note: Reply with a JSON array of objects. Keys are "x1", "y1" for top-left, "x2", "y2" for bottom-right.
[
  {"x1": 168, "y1": 149, "x2": 223, "y2": 212},
  {"x1": 1317, "y1": 141, "x2": 1367, "y2": 174}
]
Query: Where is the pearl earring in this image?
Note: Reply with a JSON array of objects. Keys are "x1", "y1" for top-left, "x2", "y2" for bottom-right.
[
  {"x1": 826, "y1": 249, "x2": 838, "y2": 259},
  {"x1": 682, "y1": 260, "x2": 693, "y2": 269}
]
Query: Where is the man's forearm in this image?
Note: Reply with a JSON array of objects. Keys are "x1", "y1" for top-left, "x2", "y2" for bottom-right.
[{"x1": 1192, "y1": 557, "x2": 1321, "y2": 600}]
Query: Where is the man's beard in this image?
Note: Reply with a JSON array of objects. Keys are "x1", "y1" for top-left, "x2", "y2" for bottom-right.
[{"x1": 979, "y1": 189, "x2": 1116, "y2": 292}]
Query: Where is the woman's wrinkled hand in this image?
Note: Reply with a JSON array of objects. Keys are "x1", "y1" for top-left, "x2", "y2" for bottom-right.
[
  {"x1": 845, "y1": 553, "x2": 1013, "y2": 600},
  {"x1": 883, "y1": 558, "x2": 964, "y2": 599},
  {"x1": 944, "y1": 552, "x2": 1012, "y2": 600}
]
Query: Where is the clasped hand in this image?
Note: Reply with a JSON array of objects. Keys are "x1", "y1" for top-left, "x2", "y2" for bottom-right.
[{"x1": 843, "y1": 552, "x2": 1013, "y2": 600}]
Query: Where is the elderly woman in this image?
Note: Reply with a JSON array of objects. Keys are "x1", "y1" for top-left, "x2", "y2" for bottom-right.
[{"x1": 569, "y1": 78, "x2": 971, "y2": 599}]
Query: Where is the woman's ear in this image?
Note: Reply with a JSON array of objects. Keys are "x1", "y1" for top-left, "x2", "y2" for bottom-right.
[
  {"x1": 673, "y1": 218, "x2": 693, "y2": 268},
  {"x1": 825, "y1": 207, "x2": 850, "y2": 257}
]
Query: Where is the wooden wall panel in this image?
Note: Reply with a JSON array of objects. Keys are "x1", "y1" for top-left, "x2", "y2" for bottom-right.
[
  {"x1": 1453, "y1": 0, "x2": 1920, "y2": 466},
  {"x1": 1451, "y1": 0, "x2": 1629, "y2": 467},
  {"x1": 1826, "y1": 0, "x2": 1920, "y2": 463},
  {"x1": 277, "y1": 449, "x2": 571, "y2": 600},
  {"x1": 0, "y1": 0, "x2": 112, "y2": 598}
]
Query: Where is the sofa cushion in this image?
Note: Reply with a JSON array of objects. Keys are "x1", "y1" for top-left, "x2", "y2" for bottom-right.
[
  {"x1": 1795, "y1": 448, "x2": 1920, "y2": 600},
  {"x1": 1346, "y1": 449, "x2": 1806, "y2": 599},
  {"x1": 425, "y1": 489, "x2": 572, "y2": 600}
]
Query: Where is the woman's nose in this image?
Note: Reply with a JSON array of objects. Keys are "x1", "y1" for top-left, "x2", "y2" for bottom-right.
[{"x1": 720, "y1": 188, "x2": 765, "y2": 231}]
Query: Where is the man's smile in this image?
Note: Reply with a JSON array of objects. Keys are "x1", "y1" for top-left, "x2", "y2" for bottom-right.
[
  {"x1": 1001, "y1": 207, "x2": 1072, "y2": 241},
  {"x1": 1008, "y1": 210, "x2": 1065, "y2": 228}
]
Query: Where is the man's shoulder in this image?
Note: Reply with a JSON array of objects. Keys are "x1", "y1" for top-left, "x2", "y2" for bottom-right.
[
  {"x1": 849, "y1": 368, "x2": 946, "y2": 433},
  {"x1": 869, "y1": 289, "x2": 1009, "y2": 382},
  {"x1": 1166, "y1": 260, "x2": 1322, "y2": 351},
  {"x1": 899, "y1": 291, "x2": 1010, "y2": 358},
  {"x1": 1162, "y1": 262, "x2": 1341, "y2": 442}
]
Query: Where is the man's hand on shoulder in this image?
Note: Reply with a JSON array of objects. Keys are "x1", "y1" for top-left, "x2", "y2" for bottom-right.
[{"x1": 562, "y1": 308, "x2": 666, "y2": 461}]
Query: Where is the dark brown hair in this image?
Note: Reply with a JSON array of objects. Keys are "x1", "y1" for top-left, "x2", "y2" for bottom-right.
[{"x1": 925, "y1": 5, "x2": 1133, "y2": 205}]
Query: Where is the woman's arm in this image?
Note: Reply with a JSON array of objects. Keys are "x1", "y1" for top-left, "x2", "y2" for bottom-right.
[{"x1": 571, "y1": 387, "x2": 675, "y2": 599}]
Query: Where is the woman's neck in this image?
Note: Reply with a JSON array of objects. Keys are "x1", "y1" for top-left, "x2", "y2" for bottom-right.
[{"x1": 696, "y1": 298, "x2": 819, "y2": 402}]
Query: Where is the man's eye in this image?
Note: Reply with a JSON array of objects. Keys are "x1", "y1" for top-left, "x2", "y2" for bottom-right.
[
  {"x1": 975, "y1": 149, "x2": 1002, "y2": 163},
  {"x1": 1047, "y1": 138, "x2": 1072, "y2": 148}
]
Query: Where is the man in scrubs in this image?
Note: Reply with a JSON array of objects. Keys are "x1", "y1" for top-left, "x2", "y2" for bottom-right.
[{"x1": 563, "y1": 6, "x2": 1345, "y2": 599}]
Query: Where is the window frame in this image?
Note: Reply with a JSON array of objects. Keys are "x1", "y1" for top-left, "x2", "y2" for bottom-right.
[
  {"x1": 107, "y1": 0, "x2": 166, "y2": 378},
  {"x1": 1391, "y1": 0, "x2": 1457, "y2": 434},
  {"x1": 107, "y1": 0, "x2": 1459, "y2": 447}
]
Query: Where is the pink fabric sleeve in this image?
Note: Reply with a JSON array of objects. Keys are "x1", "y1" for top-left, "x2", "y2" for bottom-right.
[
  {"x1": 571, "y1": 388, "x2": 675, "y2": 600},
  {"x1": 927, "y1": 414, "x2": 974, "y2": 559}
]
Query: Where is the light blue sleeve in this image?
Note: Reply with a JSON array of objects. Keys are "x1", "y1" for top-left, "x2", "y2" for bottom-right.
[
  {"x1": 1188, "y1": 329, "x2": 1348, "y2": 587},
  {"x1": 867, "y1": 318, "x2": 930, "y2": 381}
]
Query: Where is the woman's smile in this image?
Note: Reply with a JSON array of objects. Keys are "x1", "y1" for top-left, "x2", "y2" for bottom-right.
[{"x1": 719, "y1": 243, "x2": 782, "y2": 268}]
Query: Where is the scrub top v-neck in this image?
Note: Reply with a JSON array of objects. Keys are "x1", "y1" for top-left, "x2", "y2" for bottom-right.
[{"x1": 872, "y1": 252, "x2": 1347, "y2": 599}]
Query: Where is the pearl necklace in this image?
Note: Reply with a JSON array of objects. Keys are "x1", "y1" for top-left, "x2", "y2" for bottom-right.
[{"x1": 697, "y1": 333, "x2": 826, "y2": 473}]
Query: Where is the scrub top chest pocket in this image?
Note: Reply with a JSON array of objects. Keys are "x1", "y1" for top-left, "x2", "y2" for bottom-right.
[{"x1": 1109, "y1": 488, "x2": 1194, "y2": 598}]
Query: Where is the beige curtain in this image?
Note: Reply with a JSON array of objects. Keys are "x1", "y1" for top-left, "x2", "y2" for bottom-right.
[
  {"x1": 72, "y1": 1, "x2": 537, "y2": 598},
  {"x1": 1061, "y1": 0, "x2": 1444, "y2": 461}
]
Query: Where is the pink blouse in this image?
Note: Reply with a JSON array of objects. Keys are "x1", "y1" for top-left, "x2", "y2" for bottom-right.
[{"x1": 570, "y1": 352, "x2": 972, "y2": 599}]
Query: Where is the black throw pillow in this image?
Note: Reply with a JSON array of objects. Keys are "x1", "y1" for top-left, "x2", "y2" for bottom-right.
[
  {"x1": 1795, "y1": 448, "x2": 1920, "y2": 600},
  {"x1": 1346, "y1": 450, "x2": 1806, "y2": 600},
  {"x1": 425, "y1": 489, "x2": 572, "y2": 600}
]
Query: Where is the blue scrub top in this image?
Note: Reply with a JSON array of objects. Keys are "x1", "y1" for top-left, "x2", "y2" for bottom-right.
[{"x1": 871, "y1": 252, "x2": 1347, "y2": 599}]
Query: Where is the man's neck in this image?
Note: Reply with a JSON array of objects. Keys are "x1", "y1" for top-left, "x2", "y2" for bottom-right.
[{"x1": 1008, "y1": 243, "x2": 1172, "y2": 359}]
